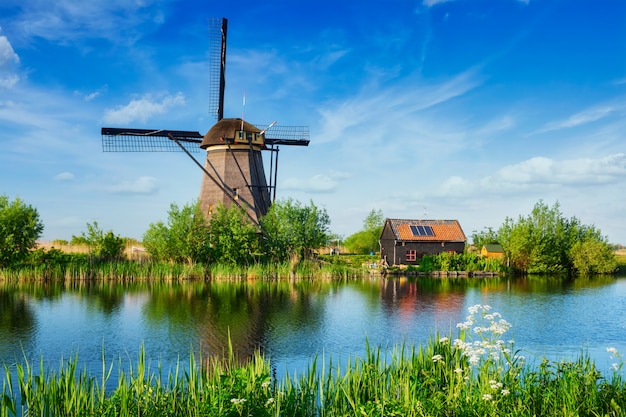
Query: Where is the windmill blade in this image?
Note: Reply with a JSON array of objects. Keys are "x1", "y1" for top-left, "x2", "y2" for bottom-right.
[
  {"x1": 101, "y1": 127, "x2": 203, "y2": 153},
  {"x1": 257, "y1": 124, "x2": 310, "y2": 146},
  {"x1": 208, "y1": 17, "x2": 227, "y2": 121}
]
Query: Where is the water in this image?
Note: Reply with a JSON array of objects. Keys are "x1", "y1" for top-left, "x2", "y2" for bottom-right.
[{"x1": 1, "y1": 275, "x2": 625, "y2": 387}]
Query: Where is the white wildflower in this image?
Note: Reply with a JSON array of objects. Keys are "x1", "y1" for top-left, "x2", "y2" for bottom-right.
[
  {"x1": 230, "y1": 398, "x2": 246, "y2": 405},
  {"x1": 432, "y1": 354, "x2": 443, "y2": 363},
  {"x1": 607, "y1": 347, "x2": 621, "y2": 358},
  {"x1": 439, "y1": 336, "x2": 449, "y2": 343},
  {"x1": 501, "y1": 389, "x2": 510, "y2": 396},
  {"x1": 261, "y1": 381, "x2": 271, "y2": 388},
  {"x1": 489, "y1": 380, "x2": 503, "y2": 390},
  {"x1": 482, "y1": 393, "x2": 493, "y2": 401}
]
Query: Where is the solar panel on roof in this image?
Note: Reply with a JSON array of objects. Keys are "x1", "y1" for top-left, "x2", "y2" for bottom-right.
[{"x1": 409, "y1": 225, "x2": 435, "y2": 236}]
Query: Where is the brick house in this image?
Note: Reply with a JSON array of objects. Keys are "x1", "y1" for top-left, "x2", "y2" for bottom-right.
[{"x1": 379, "y1": 219, "x2": 467, "y2": 266}]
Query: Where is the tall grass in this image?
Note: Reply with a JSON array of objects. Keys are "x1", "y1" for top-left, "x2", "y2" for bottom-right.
[
  {"x1": 2, "y1": 305, "x2": 625, "y2": 416},
  {"x1": 1, "y1": 258, "x2": 368, "y2": 282}
]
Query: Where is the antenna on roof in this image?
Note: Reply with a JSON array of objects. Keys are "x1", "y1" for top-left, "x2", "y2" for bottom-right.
[
  {"x1": 423, "y1": 206, "x2": 428, "y2": 218},
  {"x1": 241, "y1": 91, "x2": 246, "y2": 131}
]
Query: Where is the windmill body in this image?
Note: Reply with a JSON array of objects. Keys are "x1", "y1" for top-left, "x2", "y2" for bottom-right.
[
  {"x1": 199, "y1": 118, "x2": 271, "y2": 223},
  {"x1": 101, "y1": 18, "x2": 309, "y2": 227}
]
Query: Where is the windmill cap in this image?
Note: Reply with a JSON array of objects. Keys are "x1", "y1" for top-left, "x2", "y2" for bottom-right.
[{"x1": 200, "y1": 118, "x2": 261, "y2": 148}]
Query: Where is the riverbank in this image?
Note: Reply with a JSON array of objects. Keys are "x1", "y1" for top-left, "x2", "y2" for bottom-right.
[{"x1": 3, "y1": 304, "x2": 625, "y2": 417}]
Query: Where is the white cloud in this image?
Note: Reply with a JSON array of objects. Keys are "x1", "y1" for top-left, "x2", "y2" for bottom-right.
[
  {"x1": 75, "y1": 85, "x2": 108, "y2": 102},
  {"x1": 422, "y1": 0, "x2": 452, "y2": 6},
  {"x1": 438, "y1": 154, "x2": 626, "y2": 197},
  {"x1": 423, "y1": 0, "x2": 528, "y2": 6},
  {"x1": 474, "y1": 115, "x2": 515, "y2": 136},
  {"x1": 54, "y1": 172, "x2": 75, "y2": 181},
  {"x1": 0, "y1": 36, "x2": 19, "y2": 65},
  {"x1": 535, "y1": 105, "x2": 619, "y2": 134},
  {"x1": 0, "y1": 35, "x2": 20, "y2": 89},
  {"x1": 105, "y1": 176, "x2": 159, "y2": 194},
  {"x1": 316, "y1": 67, "x2": 482, "y2": 144},
  {"x1": 6, "y1": 0, "x2": 167, "y2": 45},
  {"x1": 102, "y1": 92, "x2": 185, "y2": 124},
  {"x1": 282, "y1": 173, "x2": 343, "y2": 193}
]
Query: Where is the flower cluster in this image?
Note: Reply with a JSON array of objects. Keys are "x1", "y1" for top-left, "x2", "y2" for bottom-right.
[
  {"x1": 230, "y1": 398, "x2": 247, "y2": 405},
  {"x1": 453, "y1": 304, "x2": 516, "y2": 367},
  {"x1": 607, "y1": 347, "x2": 623, "y2": 372},
  {"x1": 432, "y1": 354, "x2": 444, "y2": 363},
  {"x1": 453, "y1": 305, "x2": 521, "y2": 402}
]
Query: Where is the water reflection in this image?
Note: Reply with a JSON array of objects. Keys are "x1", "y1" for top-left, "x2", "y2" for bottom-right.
[
  {"x1": 0, "y1": 289, "x2": 36, "y2": 357},
  {"x1": 0, "y1": 275, "x2": 624, "y2": 382}
]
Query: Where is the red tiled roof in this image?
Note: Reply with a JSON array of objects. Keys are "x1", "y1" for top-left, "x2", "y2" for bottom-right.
[{"x1": 387, "y1": 219, "x2": 466, "y2": 242}]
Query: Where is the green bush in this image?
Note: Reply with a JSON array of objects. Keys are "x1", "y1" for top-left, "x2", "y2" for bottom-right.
[
  {"x1": 74, "y1": 222, "x2": 125, "y2": 261},
  {"x1": 0, "y1": 195, "x2": 44, "y2": 267},
  {"x1": 417, "y1": 252, "x2": 506, "y2": 273}
]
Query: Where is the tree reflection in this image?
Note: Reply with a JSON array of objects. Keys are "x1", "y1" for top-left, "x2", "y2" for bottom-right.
[
  {"x1": 0, "y1": 288, "x2": 36, "y2": 353},
  {"x1": 140, "y1": 280, "x2": 335, "y2": 361}
]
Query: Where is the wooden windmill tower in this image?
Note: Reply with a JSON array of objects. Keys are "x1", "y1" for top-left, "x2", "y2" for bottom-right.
[{"x1": 101, "y1": 18, "x2": 309, "y2": 225}]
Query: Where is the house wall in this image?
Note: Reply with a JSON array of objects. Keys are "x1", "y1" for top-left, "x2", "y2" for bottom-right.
[
  {"x1": 380, "y1": 238, "x2": 465, "y2": 266},
  {"x1": 480, "y1": 246, "x2": 504, "y2": 259},
  {"x1": 379, "y1": 223, "x2": 397, "y2": 265}
]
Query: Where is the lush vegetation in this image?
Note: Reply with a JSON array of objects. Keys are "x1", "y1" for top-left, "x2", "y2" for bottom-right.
[
  {"x1": 0, "y1": 257, "x2": 368, "y2": 282},
  {"x1": 2, "y1": 305, "x2": 625, "y2": 416},
  {"x1": 74, "y1": 221, "x2": 126, "y2": 261},
  {"x1": 411, "y1": 251, "x2": 506, "y2": 274},
  {"x1": 260, "y1": 198, "x2": 331, "y2": 262},
  {"x1": 0, "y1": 195, "x2": 44, "y2": 268},
  {"x1": 142, "y1": 199, "x2": 331, "y2": 266},
  {"x1": 473, "y1": 200, "x2": 617, "y2": 275},
  {"x1": 343, "y1": 209, "x2": 384, "y2": 254},
  {"x1": 0, "y1": 195, "x2": 621, "y2": 278},
  {"x1": 142, "y1": 202, "x2": 211, "y2": 265}
]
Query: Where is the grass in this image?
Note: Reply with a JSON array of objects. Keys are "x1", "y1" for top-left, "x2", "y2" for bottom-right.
[
  {"x1": 0, "y1": 242, "x2": 372, "y2": 282},
  {"x1": 2, "y1": 305, "x2": 625, "y2": 417}
]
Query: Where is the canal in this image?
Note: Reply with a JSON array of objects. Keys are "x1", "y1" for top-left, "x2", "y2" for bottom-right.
[{"x1": 1, "y1": 274, "x2": 625, "y2": 386}]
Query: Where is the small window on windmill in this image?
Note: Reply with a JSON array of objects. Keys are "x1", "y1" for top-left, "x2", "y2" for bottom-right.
[
  {"x1": 236, "y1": 130, "x2": 264, "y2": 146},
  {"x1": 233, "y1": 188, "x2": 239, "y2": 200}
]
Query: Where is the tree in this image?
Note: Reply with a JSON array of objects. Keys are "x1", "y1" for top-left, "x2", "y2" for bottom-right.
[
  {"x1": 344, "y1": 209, "x2": 384, "y2": 254},
  {"x1": 76, "y1": 221, "x2": 125, "y2": 260},
  {"x1": 497, "y1": 200, "x2": 615, "y2": 274},
  {"x1": 208, "y1": 204, "x2": 259, "y2": 265},
  {"x1": 260, "y1": 199, "x2": 331, "y2": 262},
  {"x1": 363, "y1": 209, "x2": 384, "y2": 232},
  {"x1": 143, "y1": 201, "x2": 210, "y2": 264},
  {"x1": 344, "y1": 230, "x2": 376, "y2": 255},
  {"x1": 570, "y1": 237, "x2": 617, "y2": 275},
  {"x1": 471, "y1": 227, "x2": 499, "y2": 249},
  {"x1": 0, "y1": 195, "x2": 44, "y2": 267}
]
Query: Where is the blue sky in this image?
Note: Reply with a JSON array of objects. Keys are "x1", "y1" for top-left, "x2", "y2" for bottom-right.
[{"x1": 1, "y1": 0, "x2": 625, "y2": 244}]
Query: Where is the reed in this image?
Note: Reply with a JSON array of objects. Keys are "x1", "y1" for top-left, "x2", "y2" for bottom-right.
[
  {"x1": 3, "y1": 305, "x2": 625, "y2": 416},
  {"x1": 0, "y1": 261, "x2": 209, "y2": 283}
]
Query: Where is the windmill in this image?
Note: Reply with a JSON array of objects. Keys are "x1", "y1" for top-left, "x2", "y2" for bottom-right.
[{"x1": 101, "y1": 18, "x2": 309, "y2": 226}]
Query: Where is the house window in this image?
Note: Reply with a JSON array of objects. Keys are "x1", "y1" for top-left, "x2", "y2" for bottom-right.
[{"x1": 406, "y1": 250, "x2": 416, "y2": 262}]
